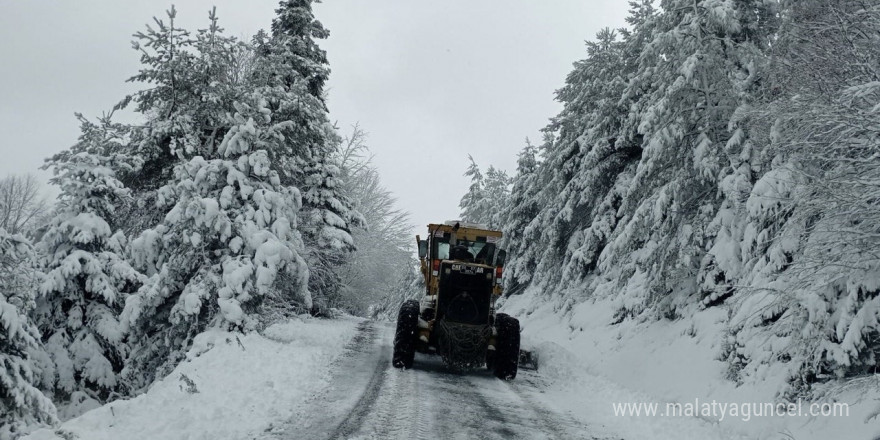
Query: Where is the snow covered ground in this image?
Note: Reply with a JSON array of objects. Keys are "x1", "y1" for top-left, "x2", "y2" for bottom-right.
[
  {"x1": 18, "y1": 301, "x2": 879, "y2": 440},
  {"x1": 504, "y1": 289, "x2": 880, "y2": 440},
  {"x1": 24, "y1": 316, "x2": 361, "y2": 440}
]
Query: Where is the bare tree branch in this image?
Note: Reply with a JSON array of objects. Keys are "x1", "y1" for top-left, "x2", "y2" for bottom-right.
[{"x1": 0, "y1": 174, "x2": 49, "y2": 235}]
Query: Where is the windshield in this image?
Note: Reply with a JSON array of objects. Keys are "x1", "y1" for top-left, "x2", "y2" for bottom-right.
[{"x1": 432, "y1": 237, "x2": 496, "y2": 264}]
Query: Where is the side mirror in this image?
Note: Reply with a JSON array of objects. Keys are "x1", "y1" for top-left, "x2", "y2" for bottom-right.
[
  {"x1": 418, "y1": 240, "x2": 428, "y2": 259},
  {"x1": 495, "y1": 249, "x2": 507, "y2": 267}
]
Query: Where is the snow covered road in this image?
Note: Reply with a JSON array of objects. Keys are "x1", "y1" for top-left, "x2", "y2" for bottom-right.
[
  {"x1": 262, "y1": 320, "x2": 601, "y2": 440},
  {"x1": 27, "y1": 316, "x2": 833, "y2": 440}
]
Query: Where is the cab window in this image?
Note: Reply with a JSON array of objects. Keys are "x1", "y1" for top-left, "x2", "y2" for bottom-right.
[{"x1": 435, "y1": 241, "x2": 450, "y2": 260}]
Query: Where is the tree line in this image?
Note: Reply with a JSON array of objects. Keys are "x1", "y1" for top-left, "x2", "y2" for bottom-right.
[{"x1": 460, "y1": 0, "x2": 880, "y2": 398}]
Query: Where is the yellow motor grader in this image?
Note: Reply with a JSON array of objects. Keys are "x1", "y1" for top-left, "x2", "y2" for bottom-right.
[{"x1": 391, "y1": 221, "x2": 520, "y2": 379}]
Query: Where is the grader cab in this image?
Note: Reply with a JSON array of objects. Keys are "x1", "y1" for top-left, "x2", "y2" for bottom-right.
[{"x1": 391, "y1": 221, "x2": 520, "y2": 380}]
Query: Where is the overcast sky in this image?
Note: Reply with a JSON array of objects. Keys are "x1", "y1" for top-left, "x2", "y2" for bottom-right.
[{"x1": 0, "y1": 0, "x2": 630, "y2": 238}]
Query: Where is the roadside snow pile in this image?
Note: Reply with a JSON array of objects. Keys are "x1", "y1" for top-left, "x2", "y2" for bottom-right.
[
  {"x1": 507, "y1": 290, "x2": 880, "y2": 440},
  {"x1": 24, "y1": 317, "x2": 360, "y2": 440}
]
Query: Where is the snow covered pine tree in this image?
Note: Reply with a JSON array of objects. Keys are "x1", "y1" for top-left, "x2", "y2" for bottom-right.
[
  {"x1": 38, "y1": 116, "x2": 145, "y2": 402},
  {"x1": 259, "y1": 0, "x2": 362, "y2": 313},
  {"x1": 116, "y1": 7, "x2": 312, "y2": 389},
  {"x1": 0, "y1": 230, "x2": 57, "y2": 438},
  {"x1": 458, "y1": 155, "x2": 510, "y2": 230},
  {"x1": 501, "y1": 141, "x2": 540, "y2": 295}
]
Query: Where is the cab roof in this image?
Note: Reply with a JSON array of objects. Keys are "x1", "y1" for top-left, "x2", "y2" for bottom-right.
[{"x1": 427, "y1": 223, "x2": 502, "y2": 239}]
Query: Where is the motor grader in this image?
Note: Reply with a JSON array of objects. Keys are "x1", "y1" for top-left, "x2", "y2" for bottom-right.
[{"x1": 391, "y1": 221, "x2": 520, "y2": 380}]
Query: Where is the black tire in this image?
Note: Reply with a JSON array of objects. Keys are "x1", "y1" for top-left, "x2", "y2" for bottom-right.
[
  {"x1": 392, "y1": 299, "x2": 420, "y2": 369},
  {"x1": 493, "y1": 313, "x2": 520, "y2": 380}
]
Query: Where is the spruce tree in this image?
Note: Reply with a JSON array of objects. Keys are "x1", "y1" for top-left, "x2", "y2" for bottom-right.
[
  {"x1": 458, "y1": 156, "x2": 511, "y2": 229},
  {"x1": 122, "y1": 93, "x2": 311, "y2": 388},
  {"x1": 37, "y1": 115, "x2": 145, "y2": 400},
  {"x1": 503, "y1": 141, "x2": 541, "y2": 294},
  {"x1": 259, "y1": 0, "x2": 362, "y2": 313},
  {"x1": 118, "y1": 9, "x2": 313, "y2": 388},
  {"x1": 0, "y1": 229, "x2": 58, "y2": 437},
  {"x1": 482, "y1": 166, "x2": 512, "y2": 230},
  {"x1": 459, "y1": 156, "x2": 486, "y2": 225},
  {"x1": 270, "y1": 0, "x2": 330, "y2": 101},
  {"x1": 581, "y1": 0, "x2": 775, "y2": 317},
  {"x1": 728, "y1": 0, "x2": 880, "y2": 393},
  {"x1": 519, "y1": 23, "x2": 637, "y2": 295}
]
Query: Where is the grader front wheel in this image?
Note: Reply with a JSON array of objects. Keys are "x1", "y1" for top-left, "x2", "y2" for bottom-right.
[
  {"x1": 392, "y1": 299, "x2": 420, "y2": 368},
  {"x1": 493, "y1": 313, "x2": 520, "y2": 380}
]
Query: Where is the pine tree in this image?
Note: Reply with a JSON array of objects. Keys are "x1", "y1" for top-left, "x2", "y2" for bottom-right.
[
  {"x1": 258, "y1": 0, "x2": 362, "y2": 313},
  {"x1": 0, "y1": 229, "x2": 58, "y2": 437},
  {"x1": 458, "y1": 155, "x2": 511, "y2": 229},
  {"x1": 37, "y1": 115, "x2": 145, "y2": 400},
  {"x1": 515, "y1": 21, "x2": 639, "y2": 297},
  {"x1": 270, "y1": 0, "x2": 330, "y2": 101},
  {"x1": 459, "y1": 156, "x2": 486, "y2": 225},
  {"x1": 122, "y1": 93, "x2": 311, "y2": 388},
  {"x1": 456, "y1": 0, "x2": 880, "y2": 397},
  {"x1": 503, "y1": 141, "x2": 541, "y2": 294},
  {"x1": 580, "y1": 0, "x2": 776, "y2": 318},
  {"x1": 482, "y1": 166, "x2": 512, "y2": 230},
  {"x1": 115, "y1": 6, "x2": 246, "y2": 239},
  {"x1": 117, "y1": 8, "x2": 312, "y2": 389},
  {"x1": 728, "y1": 0, "x2": 880, "y2": 394}
]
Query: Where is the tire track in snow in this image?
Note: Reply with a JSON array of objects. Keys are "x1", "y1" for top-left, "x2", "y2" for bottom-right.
[
  {"x1": 344, "y1": 365, "x2": 423, "y2": 440},
  {"x1": 362, "y1": 349, "x2": 588, "y2": 440},
  {"x1": 338, "y1": 323, "x2": 427, "y2": 440},
  {"x1": 319, "y1": 321, "x2": 424, "y2": 440},
  {"x1": 259, "y1": 319, "x2": 605, "y2": 440},
  {"x1": 259, "y1": 320, "x2": 389, "y2": 440},
  {"x1": 464, "y1": 372, "x2": 560, "y2": 440},
  {"x1": 406, "y1": 357, "x2": 518, "y2": 440},
  {"x1": 326, "y1": 351, "x2": 389, "y2": 439},
  {"x1": 409, "y1": 370, "x2": 431, "y2": 440}
]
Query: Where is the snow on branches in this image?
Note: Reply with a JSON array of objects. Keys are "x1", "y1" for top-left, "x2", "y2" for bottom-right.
[
  {"x1": 121, "y1": 93, "x2": 311, "y2": 389},
  {"x1": 0, "y1": 229, "x2": 58, "y2": 437},
  {"x1": 496, "y1": 0, "x2": 880, "y2": 395},
  {"x1": 38, "y1": 116, "x2": 145, "y2": 400}
]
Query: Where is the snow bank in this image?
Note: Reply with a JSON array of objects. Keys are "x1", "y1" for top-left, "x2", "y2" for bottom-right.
[
  {"x1": 506, "y1": 290, "x2": 880, "y2": 440},
  {"x1": 24, "y1": 317, "x2": 360, "y2": 440}
]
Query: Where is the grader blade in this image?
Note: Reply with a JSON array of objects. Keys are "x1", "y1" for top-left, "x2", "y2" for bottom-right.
[{"x1": 518, "y1": 349, "x2": 539, "y2": 371}]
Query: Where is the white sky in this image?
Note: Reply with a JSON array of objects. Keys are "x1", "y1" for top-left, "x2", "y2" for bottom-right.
[{"x1": 0, "y1": 0, "x2": 630, "y2": 238}]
